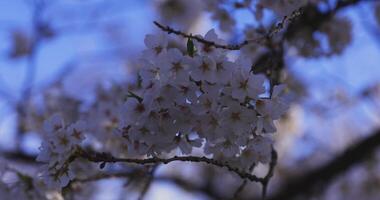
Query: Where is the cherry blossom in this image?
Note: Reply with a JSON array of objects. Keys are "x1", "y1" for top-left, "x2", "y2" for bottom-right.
[{"x1": 36, "y1": 25, "x2": 289, "y2": 189}]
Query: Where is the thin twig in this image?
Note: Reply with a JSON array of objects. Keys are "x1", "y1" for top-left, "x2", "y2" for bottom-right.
[
  {"x1": 233, "y1": 162, "x2": 256, "y2": 199},
  {"x1": 153, "y1": 8, "x2": 303, "y2": 51},
  {"x1": 138, "y1": 165, "x2": 158, "y2": 200},
  {"x1": 268, "y1": 129, "x2": 380, "y2": 200},
  {"x1": 261, "y1": 148, "x2": 278, "y2": 199},
  {"x1": 78, "y1": 149, "x2": 265, "y2": 183}
]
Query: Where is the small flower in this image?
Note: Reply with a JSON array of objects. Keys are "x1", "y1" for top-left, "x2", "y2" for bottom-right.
[
  {"x1": 256, "y1": 84, "x2": 289, "y2": 120},
  {"x1": 213, "y1": 55, "x2": 234, "y2": 84},
  {"x1": 67, "y1": 121, "x2": 86, "y2": 144},
  {"x1": 190, "y1": 55, "x2": 217, "y2": 83},
  {"x1": 206, "y1": 137, "x2": 240, "y2": 158},
  {"x1": 175, "y1": 134, "x2": 202, "y2": 154},
  {"x1": 230, "y1": 65, "x2": 266, "y2": 102},
  {"x1": 195, "y1": 29, "x2": 226, "y2": 57},
  {"x1": 121, "y1": 98, "x2": 151, "y2": 126},
  {"x1": 193, "y1": 93, "x2": 218, "y2": 114},
  {"x1": 143, "y1": 32, "x2": 168, "y2": 58},
  {"x1": 247, "y1": 136, "x2": 272, "y2": 164},
  {"x1": 221, "y1": 101, "x2": 257, "y2": 133},
  {"x1": 173, "y1": 81, "x2": 198, "y2": 105},
  {"x1": 163, "y1": 48, "x2": 190, "y2": 81}
]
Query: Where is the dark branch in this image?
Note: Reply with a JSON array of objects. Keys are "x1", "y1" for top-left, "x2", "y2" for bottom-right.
[
  {"x1": 78, "y1": 149, "x2": 265, "y2": 183},
  {"x1": 1, "y1": 150, "x2": 37, "y2": 163},
  {"x1": 137, "y1": 165, "x2": 158, "y2": 200},
  {"x1": 261, "y1": 148, "x2": 278, "y2": 199},
  {"x1": 268, "y1": 129, "x2": 380, "y2": 200},
  {"x1": 153, "y1": 7, "x2": 302, "y2": 50}
]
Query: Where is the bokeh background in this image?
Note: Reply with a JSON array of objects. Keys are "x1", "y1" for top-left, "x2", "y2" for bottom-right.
[{"x1": 0, "y1": 0, "x2": 380, "y2": 199}]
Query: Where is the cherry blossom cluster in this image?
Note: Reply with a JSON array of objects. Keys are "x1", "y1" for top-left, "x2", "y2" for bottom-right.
[
  {"x1": 36, "y1": 114, "x2": 85, "y2": 188},
  {"x1": 36, "y1": 29, "x2": 289, "y2": 188},
  {"x1": 117, "y1": 30, "x2": 289, "y2": 165},
  {"x1": 0, "y1": 160, "x2": 48, "y2": 200}
]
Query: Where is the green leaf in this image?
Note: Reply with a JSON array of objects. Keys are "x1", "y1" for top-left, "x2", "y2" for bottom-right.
[{"x1": 187, "y1": 38, "x2": 195, "y2": 57}]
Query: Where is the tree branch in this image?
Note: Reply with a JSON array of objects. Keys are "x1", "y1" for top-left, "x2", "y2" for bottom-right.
[
  {"x1": 78, "y1": 149, "x2": 265, "y2": 183},
  {"x1": 268, "y1": 129, "x2": 380, "y2": 200},
  {"x1": 137, "y1": 165, "x2": 158, "y2": 200},
  {"x1": 153, "y1": 7, "x2": 302, "y2": 50},
  {"x1": 261, "y1": 148, "x2": 278, "y2": 199}
]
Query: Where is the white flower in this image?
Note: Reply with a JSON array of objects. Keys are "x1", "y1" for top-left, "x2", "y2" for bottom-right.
[
  {"x1": 193, "y1": 93, "x2": 218, "y2": 114},
  {"x1": 195, "y1": 29, "x2": 226, "y2": 57},
  {"x1": 41, "y1": 164, "x2": 75, "y2": 188},
  {"x1": 36, "y1": 142, "x2": 52, "y2": 163},
  {"x1": 142, "y1": 32, "x2": 168, "y2": 59},
  {"x1": 190, "y1": 55, "x2": 217, "y2": 83},
  {"x1": 128, "y1": 123, "x2": 155, "y2": 142},
  {"x1": 205, "y1": 137, "x2": 240, "y2": 158},
  {"x1": 162, "y1": 48, "x2": 190, "y2": 81},
  {"x1": 147, "y1": 83, "x2": 177, "y2": 110},
  {"x1": 121, "y1": 98, "x2": 150, "y2": 126},
  {"x1": 173, "y1": 81, "x2": 198, "y2": 105},
  {"x1": 247, "y1": 136, "x2": 273, "y2": 164},
  {"x1": 230, "y1": 66, "x2": 266, "y2": 102},
  {"x1": 214, "y1": 55, "x2": 234, "y2": 84},
  {"x1": 67, "y1": 121, "x2": 86, "y2": 144},
  {"x1": 221, "y1": 101, "x2": 257, "y2": 133},
  {"x1": 175, "y1": 134, "x2": 202, "y2": 154},
  {"x1": 256, "y1": 84, "x2": 289, "y2": 119},
  {"x1": 170, "y1": 106, "x2": 194, "y2": 134},
  {"x1": 197, "y1": 111, "x2": 226, "y2": 143},
  {"x1": 52, "y1": 129, "x2": 72, "y2": 153},
  {"x1": 256, "y1": 116, "x2": 277, "y2": 134},
  {"x1": 202, "y1": 82, "x2": 222, "y2": 98},
  {"x1": 139, "y1": 58, "x2": 168, "y2": 87}
]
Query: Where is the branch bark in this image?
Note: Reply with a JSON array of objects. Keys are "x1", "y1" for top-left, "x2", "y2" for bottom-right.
[
  {"x1": 267, "y1": 129, "x2": 380, "y2": 200},
  {"x1": 78, "y1": 150, "x2": 264, "y2": 183}
]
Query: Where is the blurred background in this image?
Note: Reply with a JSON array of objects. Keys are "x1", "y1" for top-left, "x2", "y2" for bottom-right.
[{"x1": 0, "y1": 0, "x2": 380, "y2": 199}]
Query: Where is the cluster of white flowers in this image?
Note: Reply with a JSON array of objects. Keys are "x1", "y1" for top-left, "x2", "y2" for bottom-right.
[
  {"x1": 0, "y1": 160, "x2": 48, "y2": 200},
  {"x1": 83, "y1": 85, "x2": 127, "y2": 155},
  {"x1": 37, "y1": 114, "x2": 85, "y2": 188},
  {"x1": 116, "y1": 30, "x2": 289, "y2": 166},
  {"x1": 36, "y1": 30, "x2": 289, "y2": 187}
]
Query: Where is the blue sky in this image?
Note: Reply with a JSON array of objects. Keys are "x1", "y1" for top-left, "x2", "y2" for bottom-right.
[
  {"x1": 0, "y1": 0, "x2": 380, "y2": 199},
  {"x1": 0, "y1": 0, "x2": 379, "y2": 167}
]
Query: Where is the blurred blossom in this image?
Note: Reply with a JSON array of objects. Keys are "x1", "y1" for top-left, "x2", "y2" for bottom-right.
[{"x1": 9, "y1": 30, "x2": 32, "y2": 58}]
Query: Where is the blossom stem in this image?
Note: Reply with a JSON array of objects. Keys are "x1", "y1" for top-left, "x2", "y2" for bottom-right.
[
  {"x1": 78, "y1": 149, "x2": 266, "y2": 183},
  {"x1": 153, "y1": 8, "x2": 302, "y2": 51}
]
